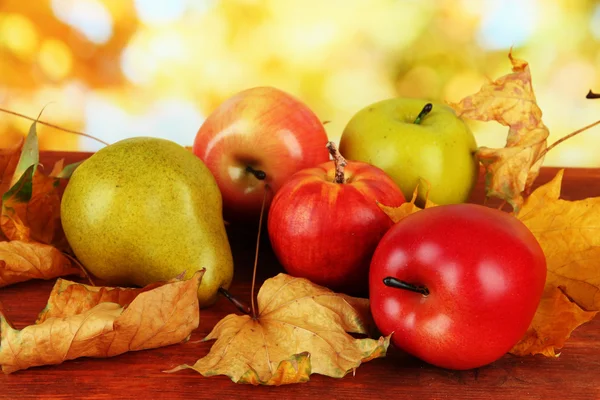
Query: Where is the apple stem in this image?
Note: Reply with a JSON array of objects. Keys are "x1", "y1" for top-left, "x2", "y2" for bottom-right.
[
  {"x1": 246, "y1": 166, "x2": 267, "y2": 180},
  {"x1": 383, "y1": 276, "x2": 430, "y2": 296},
  {"x1": 0, "y1": 106, "x2": 111, "y2": 146},
  {"x1": 413, "y1": 103, "x2": 433, "y2": 125},
  {"x1": 218, "y1": 287, "x2": 251, "y2": 315},
  {"x1": 326, "y1": 141, "x2": 347, "y2": 184},
  {"x1": 586, "y1": 90, "x2": 600, "y2": 99}
]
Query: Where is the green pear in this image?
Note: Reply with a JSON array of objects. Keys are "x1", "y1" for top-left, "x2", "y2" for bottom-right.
[
  {"x1": 339, "y1": 98, "x2": 479, "y2": 206},
  {"x1": 60, "y1": 137, "x2": 234, "y2": 307}
]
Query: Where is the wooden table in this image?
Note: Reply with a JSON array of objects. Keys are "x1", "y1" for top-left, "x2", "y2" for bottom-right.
[{"x1": 1, "y1": 151, "x2": 600, "y2": 400}]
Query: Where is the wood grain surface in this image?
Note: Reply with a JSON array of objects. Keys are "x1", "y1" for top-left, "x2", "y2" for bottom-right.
[{"x1": 1, "y1": 151, "x2": 599, "y2": 400}]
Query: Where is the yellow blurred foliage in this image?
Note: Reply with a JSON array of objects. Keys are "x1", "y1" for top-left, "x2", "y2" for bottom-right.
[{"x1": 0, "y1": 0, "x2": 599, "y2": 167}]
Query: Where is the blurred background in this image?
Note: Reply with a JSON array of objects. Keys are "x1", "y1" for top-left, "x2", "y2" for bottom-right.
[{"x1": 0, "y1": 0, "x2": 599, "y2": 166}]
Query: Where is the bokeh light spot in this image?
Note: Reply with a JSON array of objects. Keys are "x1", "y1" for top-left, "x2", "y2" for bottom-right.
[
  {"x1": 477, "y1": 0, "x2": 538, "y2": 50},
  {"x1": 51, "y1": 0, "x2": 113, "y2": 44},
  {"x1": 134, "y1": 0, "x2": 188, "y2": 25},
  {"x1": 0, "y1": 14, "x2": 39, "y2": 60},
  {"x1": 591, "y1": 4, "x2": 600, "y2": 40},
  {"x1": 38, "y1": 39, "x2": 73, "y2": 81}
]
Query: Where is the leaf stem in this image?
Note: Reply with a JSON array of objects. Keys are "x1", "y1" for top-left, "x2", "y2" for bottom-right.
[
  {"x1": 326, "y1": 141, "x2": 347, "y2": 184},
  {"x1": 414, "y1": 103, "x2": 433, "y2": 124},
  {"x1": 250, "y1": 184, "x2": 269, "y2": 318},
  {"x1": 63, "y1": 252, "x2": 95, "y2": 286},
  {"x1": 0, "y1": 107, "x2": 110, "y2": 146},
  {"x1": 218, "y1": 287, "x2": 251, "y2": 315},
  {"x1": 535, "y1": 119, "x2": 600, "y2": 164}
]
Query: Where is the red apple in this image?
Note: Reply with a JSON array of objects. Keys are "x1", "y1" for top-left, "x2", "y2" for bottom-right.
[
  {"x1": 267, "y1": 143, "x2": 406, "y2": 295},
  {"x1": 369, "y1": 203, "x2": 547, "y2": 370},
  {"x1": 193, "y1": 86, "x2": 330, "y2": 222}
]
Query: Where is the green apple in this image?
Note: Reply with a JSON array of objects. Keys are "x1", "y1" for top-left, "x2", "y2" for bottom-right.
[{"x1": 339, "y1": 98, "x2": 479, "y2": 206}]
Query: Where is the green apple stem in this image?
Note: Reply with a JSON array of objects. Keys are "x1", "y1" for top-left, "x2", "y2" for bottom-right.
[
  {"x1": 326, "y1": 141, "x2": 347, "y2": 184},
  {"x1": 383, "y1": 276, "x2": 430, "y2": 296},
  {"x1": 218, "y1": 287, "x2": 251, "y2": 315},
  {"x1": 586, "y1": 90, "x2": 600, "y2": 99},
  {"x1": 246, "y1": 166, "x2": 267, "y2": 180},
  {"x1": 413, "y1": 103, "x2": 433, "y2": 125},
  {"x1": 0, "y1": 106, "x2": 110, "y2": 146}
]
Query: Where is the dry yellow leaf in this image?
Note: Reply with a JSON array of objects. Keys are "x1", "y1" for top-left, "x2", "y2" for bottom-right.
[
  {"x1": 377, "y1": 185, "x2": 437, "y2": 224},
  {"x1": 36, "y1": 278, "x2": 161, "y2": 324},
  {"x1": 449, "y1": 51, "x2": 548, "y2": 211},
  {"x1": 509, "y1": 169, "x2": 600, "y2": 356},
  {"x1": 0, "y1": 240, "x2": 82, "y2": 287},
  {"x1": 510, "y1": 287, "x2": 597, "y2": 357},
  {"x1": 0, "y1": 270, "x2": 204, "y2": 374},
  {"x1": 168, "y1": 273, "x2": 389, "y2": 385},
  {"x1": 518, "y1": 169, "x2": 600, "y2": 310}
]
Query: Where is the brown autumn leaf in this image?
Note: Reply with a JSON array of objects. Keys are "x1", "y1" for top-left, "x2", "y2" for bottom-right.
[
  {"x1": 377, "y1": 185, "x2": 437, "y2": 224},
  {"x1": 0, "y1": 240, "x2": 82, "y2": 288},
  {"x1": 510, "y1": 287, "x2": 597, "y2": 357},
  {"x1": 1, "y1": 120, "x2": 73, "y2": 250},
  {"x1": 449, "y1": 51, "x2": 549, "y2": 211},
  {"x1": 0, "y1": 270, "x2": 204, "y2": 374},
  {"x1": 36, "y1": 278, "x2": 162, "y2": 324},
  {"x1": 509, "y1": 169, "x2": 600, "y2": 356},
  {"x1": 0, "y1": 138, "x2": 23, "y2": 200},
  {"x1": 168, "y1": 273, "x2": 389, "y2": 385},
  {"x1": 1, "y1": 169, "x2": 64, "y2": 246}
]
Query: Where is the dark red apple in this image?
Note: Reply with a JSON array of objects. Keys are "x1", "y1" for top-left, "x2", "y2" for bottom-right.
[
  {"x1": 193, "y1": 86, "x2": 330, "y2": 222},
  {"x1": 369, "y1": 203, "x2": 547, "y2": 370},
  {"x1": 267, "y1": 143, "x2": 406, "y2": 295}
]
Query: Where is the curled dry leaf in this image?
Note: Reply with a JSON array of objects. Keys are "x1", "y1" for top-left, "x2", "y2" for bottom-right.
[
  {"x1": 168, "y1": 273, "x2": 389, "y2": 385},
  {"x1": 449, "y1": 51, "x2": 549, "y2": 211},
  {"x1": 377, "y1": 185, "x2": 437, "y2": 224},
  {"x1": 510, "y1": 287, "x2": 597, "y2": 357},
  {"x1": 36, "y1": 278, "x2": 161, "y2": 324},
  {"x1": 0, "y1": 240, "x2": 82, "y2": 287},
  {"x1": 0, "y1": 270, "x2": 204, "y2": 374},
  {"x1": 510, "y1": 169, "x2": 600, "y2": 356}
]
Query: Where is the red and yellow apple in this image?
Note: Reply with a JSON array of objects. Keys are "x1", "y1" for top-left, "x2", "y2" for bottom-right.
[
  {"x1": 193, "y1": 86, "x2": 330, "y2": 222},
  {"x1": 267, "y1": 143, "x2": 406, "y2": 295}
]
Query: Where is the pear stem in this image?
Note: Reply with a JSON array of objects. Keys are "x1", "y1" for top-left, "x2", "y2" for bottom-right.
[
  {"x1": 250, "y1": 184, "x2": 269, "y2": 319},
  {"x1": 586, "y1": 90, "x2": 600, "y2": 99},
  {"x1": 246, "y1": 166, "x2": 267, "y2": 180},
  {"x1": 218, "y1": 287, "x2": 251, "y2": 315},
  {"x1": 326, "y1": 141, "x2": 347, "y2": 184},
  {"x1": 383, "y1": 276, "x2": 430, "y2": 296},
  {"x1": 413, "y1": 103, "x2": 433, "y2": 125},
  {"x1": 0, "y1": 107, "x2": 110, "y2": 146}
]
